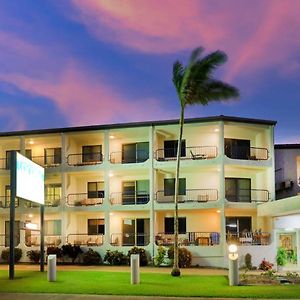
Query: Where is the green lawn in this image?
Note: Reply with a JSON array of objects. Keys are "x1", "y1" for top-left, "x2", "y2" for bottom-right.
[{"x1": 0, "y1": 270, "x2": 299, "y2": 298}]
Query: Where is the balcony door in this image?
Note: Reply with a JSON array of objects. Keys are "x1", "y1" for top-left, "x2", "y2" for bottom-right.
[
  {"x1": 225, "y1": 138, "x2": 250, "y2": 160},
  {"x1": 122, "y1": 142, "x2": 149, "y2": 163},
  {"x1": 226, "y1": 217, "x2": 252, "y2": 235},
  {"x1": 122, "y1": 218, "x2": 149, "y2": 246},
  {"x1": 44, "y1": 148, "x2": 61, "y2": 165},
  {"x1": 164, "y1": 140, "x2": 186, "y2": 159},
  {"x1": 225, "y1": 178, "x2": 251, "y2": 202},
  {"x1": 82, "y1": 145, "x2": 102, "y2": 163}
]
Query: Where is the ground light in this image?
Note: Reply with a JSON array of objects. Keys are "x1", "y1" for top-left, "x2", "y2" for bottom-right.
[{"x1": 228, "y1": 243, "x2": 239, "y2": 286}]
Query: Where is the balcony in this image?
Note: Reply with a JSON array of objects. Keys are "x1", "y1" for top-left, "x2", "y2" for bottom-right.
[
  {"x1": 110, "y1": 192, "x2": 150, "y2": 205},
  {"x1": 32, "y1": 155, "x2": 61, "y2": 168},
  {"x1": 25, "y1": 234, "x2": 62, "y2": 247},
  {"x1": 155, "y1": 189, "x2": 218, "y2": 203},
  {"x1": 110, "y1": 150, "x2": 149, "y2": 164},
  {"x1": 67, "y1": 152, "x2": 103, "y2": 166},
  {"x1": 226, "y1": 231, "x2": 271, "y2": 245},
  {"x1": 26, "y1": 195, "x2": 61, "y2": 208},
  {"x1": 226, "y1": 189, "x2": 270, "y2": 203},
  {"x1": 225, "y1": 146, "x2": 269, "y2": 160},
  {"x1": 155, "y1": 146, "x2": 218, "y2": 161},
  {"x1": 155, "y1": 232, "x2": 220, "y2": 246},
  {"x1": 66, "y1": 193, "x2": 104, "y2": 207},
  {"x1": 66, "y1": 234, "x2": 104, "y2": 246},
  {"x1": 0, "y1": 196, "x2": 19, "y2": 208},
  {"x1": 110, "y1": 233, "x2": 150, "y2": 246}
]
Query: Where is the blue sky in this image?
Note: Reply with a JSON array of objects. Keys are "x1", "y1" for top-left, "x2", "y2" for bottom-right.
[{"x1": 0, "y1": 0, "x2": 300, "y2": 143}]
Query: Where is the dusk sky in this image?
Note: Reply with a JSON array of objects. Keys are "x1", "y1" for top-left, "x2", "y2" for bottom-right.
[{"x1": 0, "y1": 0, "x2": 299, "y2": 143}]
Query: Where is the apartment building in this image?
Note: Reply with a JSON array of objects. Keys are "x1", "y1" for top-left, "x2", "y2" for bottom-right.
[{"x1": 0, "y1": 115, "x2": 276, "y2": 267}]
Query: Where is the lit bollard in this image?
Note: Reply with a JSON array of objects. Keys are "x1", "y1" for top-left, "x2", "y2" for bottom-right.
[
  {"x1": 130, "y1": 254, "x2": 140, "y2": 284},
  {"x1": 228, "y1": 244, "x2": 239, "y2": 286},
  {"x1": 47, "y1": 254, "x2": 57, "y2": 282}
]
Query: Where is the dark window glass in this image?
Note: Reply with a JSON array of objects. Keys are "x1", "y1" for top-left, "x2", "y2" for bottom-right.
[
  {"x1": 122, "y1": 143, "x2": 149, "y2": 163},
  {"x1": 164, "y1": 217, "x2": 186, "y2": 234},
  {"x1": 44, "y1": 148, "x2": 61, "y2": 165},
  {"x1": 82, "y1": 145, "x2": 102, "y2": 163},
  {"x1": 88, "y1": 219, "x2": 105, "y2": 235},
  {"x1": 225, "y1": 217, "x2": 251, "y2": 234},
  {"x1": 225, "y1": 138, "x2": 250, "y2": 160},
  {"x1": 87, "y1": 182, "x2": 104, "y2": 198},
  {"x1": 164, "y1": 178, "x2": 186, "y2": 196},
  {"x1": 164, "y1": 140, "x2": 186, "y2": 158},
  {"x1": 225, "y1": 178, "x2": 251, "y2": 202}
]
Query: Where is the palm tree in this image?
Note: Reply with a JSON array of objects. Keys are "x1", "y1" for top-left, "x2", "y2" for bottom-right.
[{"x1": 171, "y1": 47, "x2": 239, "y2": 276}]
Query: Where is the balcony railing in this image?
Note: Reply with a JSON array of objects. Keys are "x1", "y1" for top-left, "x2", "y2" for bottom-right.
[
  {"x1": 110, "y1": 233, "x2": 150, "y2": 246},
  {"x1": 110, "y1": 192, "x2": 150, "y2": 205},
  {"x1": 66, "y1": 193, "x2": 104, "y2": 207},
  {"x1": 25, "y1": 234, "x2": 62, "y2": 247},
  {"x1": 0, "y1": 196, "x2": 19, "y2": 208},
  {"x1": 226, "y1": 189, "x2": 270, "y2": 203},
  {"x1": 32, "y1": 155, "x2": 61, "y2": 168},
  {"x1": 0, "y1": 234, "x2": 5, "y2": 246},
  {"x1": 226, "y1": 232, "x2": 271, "y2": 245},
  {"x1": 26, "y1": 194, "x2": 61, "y2": 208},
  {"x1": 155, "y1": 189, "x2": 218, "y2": 203},
  {"x1": 225, "y1": 146, "x2": 269, "y2": 160},
  {"x1": 110, "y1": 150, "x2": 149, "y2": 164},
  {"x1": 155, "y1": 232, "x2": 220, "y2": 246},
  {"x1": 67, "y1": 152, "x2": 103, "y2": 166},
  {"x1": 66, "y1": 234, "x2": 104, "y2": 246},
  {"x1": 155, "y1": 146, "x2": 218, "y2": 161}
]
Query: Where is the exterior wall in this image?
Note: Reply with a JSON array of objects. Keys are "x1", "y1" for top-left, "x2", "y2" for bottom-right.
[{"x1": 0, "y1": 117, "x2": 275, "y2": 266}]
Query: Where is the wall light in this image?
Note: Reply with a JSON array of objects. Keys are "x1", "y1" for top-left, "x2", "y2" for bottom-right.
[
  {"x1": 109, "y1": 172, "x2": 113, "y2": 177},
  {"x1": 214, "y1": 128, "x2": 219, "y2": 132},
  {"x1": 216, "y1": 210, "x2": 221, "y2": 213},
  {"x1": 109, "y1": 135, "x2": 115, "y2": 139},
  {"x1": 29, "y1": 140, "x2": 34, "y2": 145}
]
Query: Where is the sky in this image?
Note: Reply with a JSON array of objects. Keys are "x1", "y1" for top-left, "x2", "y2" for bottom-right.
[{"x1": 0, "y1": 0, "x2": 300, "y2": 143}]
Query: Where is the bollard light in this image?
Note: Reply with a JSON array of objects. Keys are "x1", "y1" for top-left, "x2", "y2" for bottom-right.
[
  {"x1": 228, "y1": 243, "x2": 239, "y2": 286},
  {"x1": 228, "y1": 244, "x2": 238, "y2": 260}
]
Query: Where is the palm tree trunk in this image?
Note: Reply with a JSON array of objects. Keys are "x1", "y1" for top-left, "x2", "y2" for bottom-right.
[{"x1": 171, "y1": 105, "x2": 185, "y2": 277}]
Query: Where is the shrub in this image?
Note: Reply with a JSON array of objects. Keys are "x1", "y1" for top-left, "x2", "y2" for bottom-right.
[
  {"x1": 1, "y1": 248, "x2": 22, "y2": 263},
  {"x1": 168, "y1": 247, "x2": 192, "y2": 268},
  {"x1": 154, "y1": 246, "x2": 166, "y2": 266},
  {"x1": 46, "y1": 246, "x2": 63, "y2": 258},
  {"x1": 82, "y1": 249, "x2": 102, "y2": 265},
  {"x1": 62, "y1": 244, "x2": 83, "y2": 264},
  {"x1": 245, "y1": 253, "x2": 252, "y2": 269},
  {"x1": 276, "y1": 247, "x2": 288, "y2": 267},
  {"x1": 128, "y1": 247, "x2": 149, "y2": 266},
  {"x1": 259, "y1": 258, "x2": 273, "y2": 271},
  {"x1": 27, "y1": 250, "x2": 40, "y2": 263},
  {"x1": 104, "y1": 250, "x2": 128, "y2": 265}
]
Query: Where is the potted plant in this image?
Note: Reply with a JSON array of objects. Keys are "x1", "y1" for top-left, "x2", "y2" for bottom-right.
[{"x1": 276, "y1": 247, "x2": 288, "y2": 271}]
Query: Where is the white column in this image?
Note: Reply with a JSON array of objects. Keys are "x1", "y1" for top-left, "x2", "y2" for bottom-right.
[
  {"x1": 61, "y1": 173, "x2": 67, "y2": 244},
  {"x1": 269, "y1": 125, "x2": 276, "y2": 201},
  {"x1": 61, "y1": 133, "x2": 67, "y2": 166},
  {"x1": 149, "y1": 126, "x2": 155, "y2": 259},
  {"x1": 19, "y1": 136, "x2": 25, "y2": 155},
  {"x1": 104, "y1": 129, "x2": 111, "y2": 246}
]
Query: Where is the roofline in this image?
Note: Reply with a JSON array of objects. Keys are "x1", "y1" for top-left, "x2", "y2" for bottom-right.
[
  {"x1": 275, "y1": 144, "x2": 300, "y2": 149},
  {"x1": 0, "y1": 115, "x2": 277, "y2": 137}
]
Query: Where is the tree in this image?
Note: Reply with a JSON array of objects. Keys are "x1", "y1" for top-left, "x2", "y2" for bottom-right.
[{"x1": 171, "y1": 47, "x2": 239, "y2": 276}]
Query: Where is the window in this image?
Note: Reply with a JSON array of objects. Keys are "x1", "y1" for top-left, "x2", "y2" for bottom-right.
[
  {"x1": 5, "y1": 149, "x2": 32, "y2": 170},
  {"x1": 164, "y1": 178, "x2": 186, "y2": 196},
  {"x1": 45, "y1": 184, "x2": 61, "y2": 206},
  {"x1": 122, "y1": 142, "x2": 149, "y2": 163},
  {"x1": 45, "y1": 220, "x2": 61, "y2": 235},
  {"x1": 164, "y1": 217, "x2": 186, "y2": 234},
  {"x1": 224, "y1": 138, "x2": 250, "y2": 160},
  {"x1": 122, "y1": 218, "x2": 150, "y2": 246},
  {"x1": 5, "y1": 221, "x2": 20, "y2": 247},
  {"x1": 44, "y1": 148, "x2": 61, "y2": 165},
  {"x1": 226, "y1": 217, "x2": 251, "y2": 235},
  {"x1": 122, "y1": 180, "x2": 149, "y2": 204},
  {"x1": 87, "y1": 182, "x2": 104, "y2": 198},
  {"x1": 4, "y1": 185, "x2": 19, "y2": 208},
  {"x1": 225, "y1": 178, "x2": 251, "y2": 202},
  {"x1": 88, "y1": 219, "x2": 105, "y2": 235},
  {"x1": 82, "y1": 145, "x2": 102, "y2": 163},
  {"x1": 164, "y1": 140, "x2": 186, "y2": 159}
]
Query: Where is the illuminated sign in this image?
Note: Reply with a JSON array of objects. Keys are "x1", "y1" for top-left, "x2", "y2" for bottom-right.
[{"x1": 16, "y1": 152, "x2": 44, "y2": 204}]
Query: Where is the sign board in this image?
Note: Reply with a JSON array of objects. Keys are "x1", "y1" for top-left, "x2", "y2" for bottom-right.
[{"x1": 16, "y1": 152, "x2": 45, "y2": 204}]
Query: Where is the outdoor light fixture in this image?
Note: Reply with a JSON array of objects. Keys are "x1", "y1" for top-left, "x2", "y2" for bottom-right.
[
  {"x1": 109, "y1": 172, "x2": 113, "y2": 177},
  {"x1": 214, "y1": 128, "x2": 219, "y2": 132},
  {"x1": 25, "y1": 222, "x2": 38, "y2": 230},
  {"x1": 228, "y1": 244, "x2": 238, "y2": 259},
  {"x1": 228, "y1": 244, "x2": 239, "y2": 286},
  {"x1": 28, "y1": 140, "x2": 34, "y2": 145},
  {"x1": 109, "y1": 135, "x2": 115, "y2": 139},
  {"x1": 216, "y1": 210, "x2": 221, "y2": 213}
]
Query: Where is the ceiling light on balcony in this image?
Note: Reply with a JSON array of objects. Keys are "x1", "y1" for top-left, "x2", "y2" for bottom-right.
[
  {"x1": 214, "y1": 128, "x2": 219, "y2": 132},
  {"x1": 109, "y1": 172, "x2": 113, "y2": 177},
  {"x1": 25, "y1": 222, "x2": 38, "y2": 230},
  {"x1": 29, "y1": 140, "x2": 34, "y2": 145},
  {"x1": 29, "y1": 214, "x2": 33, "y2": 218},
  {"x1": 216, "y1": 210, "x2": 221, "y2": 213},
  {"x1": 109, "y1": 135, "x2": 115, "y2": 139}
]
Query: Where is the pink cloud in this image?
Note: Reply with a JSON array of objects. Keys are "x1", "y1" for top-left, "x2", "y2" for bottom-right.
[
  {"x1": 0, "y1": 64, "x2": 172, "y2": 127},
  {"x1": 68, "y1": 0, "x2": 300, "y2": 81}
]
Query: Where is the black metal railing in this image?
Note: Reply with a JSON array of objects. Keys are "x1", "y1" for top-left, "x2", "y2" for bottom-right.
[
  {"x1": 110, "y1": 192, "x2": 150, "y2": 205},
  {"x1": 66, "y1": 193, "x2": 104, "y2": 207},
  {"x1": 110, "y1": 233, "x2": 150, "y2": 246},
  {"x1": 110, "y1": 150, "x2": 149, "y2": 164},
  {"x1": 67, "y1": 152, "x2": 103, "y2": 166},
  {"x1": 225, "y1": 146, "x2": 269, "y2": 160},
  {"x1": 66, "y1": 234, "x2": 104, "y2": 246},
  {"x1": 226, "y1": 189, "x2": 270, "y2": 203},
  {"x1": 26, "y1": 194, "x2": 61, "y2": 208},
  {"x1": 0, "y1": 234, "x2": 5, "y2": 246},
  {"x1": 226, "y1": 232, "x2": 271, "y2": 245},
  {"x1": 32, "y1": 155, "x2": 61, "y2": 168},
  {"x1": 25, "y1": 234, "x2": 62, "y2": 247},
  {"x1": 0, "y1": 196, "x2": 19, "y2": 208},
  {"x1": 155, "y1": 146, "x2": 218, "y2": 161},
  {"x1": 155, "y1": 232, "x2": 220, "y2": 246},
  {"x1": 155, "y1": 189, "x2": 218, "y2": 203}
]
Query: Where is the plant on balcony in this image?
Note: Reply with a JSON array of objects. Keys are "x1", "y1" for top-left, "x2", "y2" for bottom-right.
[
  {"x1": 154, "y1": 246, "x2": 167, "y2": 266},
  {"x1": 27, "y1": 250, "x2": 41, "y2": 263},
  {"x1": 171, "y1": 47, "x2": 239, "y2": 276},
  {"x1": 104, "y1": 250, "x2": 128, "y2": 265},
  {"x1": 1, "y1": 248, "x2": 23, "y2": 263},
  {"x1": 82, "y1": 249, "x2": 102, "y2": 265},
  {"x1": 127, "y1": 247, "x2": 149, "y2": 266},
  {"x1": 167, "y1": 246, "x2": 192, "y2": 268},
  {"x1": 62, "y1": 244, "x2": 83, "y2": 264}
]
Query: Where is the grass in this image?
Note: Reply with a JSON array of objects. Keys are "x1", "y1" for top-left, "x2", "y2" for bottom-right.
[{"x1": 0, "y1": 270, "x2": 300, "y2": 298}]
